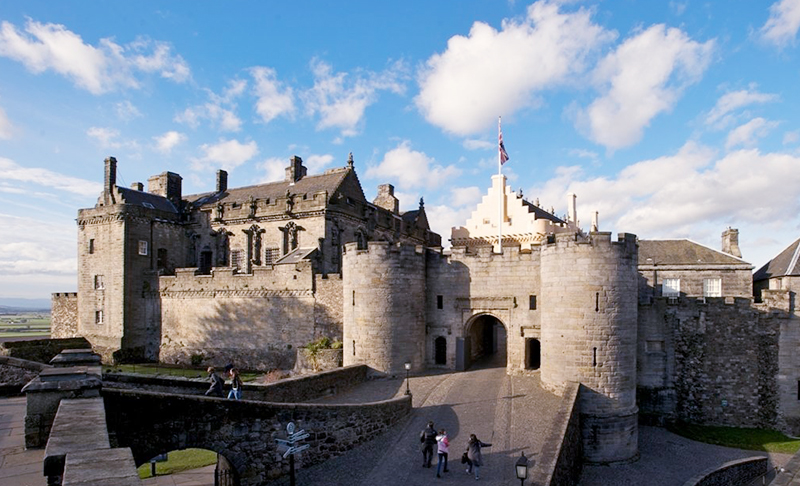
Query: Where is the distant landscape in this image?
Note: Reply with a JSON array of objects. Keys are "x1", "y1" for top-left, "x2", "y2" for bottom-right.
[
  {"x1": 0, "y1": 297, "x2": 52, "y2": 313},
  {"x1": 0, "y1": 298, "x2": 51, "y2": 339}
]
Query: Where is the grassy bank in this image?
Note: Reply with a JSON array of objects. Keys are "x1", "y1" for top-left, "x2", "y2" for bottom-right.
[
  {"x1": 137, "y1": 448, "x2": 217, "y2": 479},
  {"x1": 668, "y1": 422, "x2": 800, "y2": 454}
]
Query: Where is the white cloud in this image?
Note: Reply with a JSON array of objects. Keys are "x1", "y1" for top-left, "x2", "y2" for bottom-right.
[
  {"x1": 115, "y1": 100, "x2": 142, "y2": 121},
  {"x1": 153, "y1": 131, "x2": 187, "y2": 154},
  {"x1": 257, "y1": 157, "x2": 286, "y2": 183},
  {"x1": 784, "y1": 130, "x2": 800, "y2": 145},
  {"x1": 426, "y1": 204, "x2": 475, "y2": 246},
  {"x1": 463, "y1": 139, "x2": 494, "y2": 150},
  {"x1": 416, "y1": 0, "x2": 614, "y2": 136},
  {"x1": 192, "y1": 139, "x2": 259, "y2": 171},
  {"x1": 302, "y1": 58, "x2": 407, "y2": 137},
  {"x1": 0, "y1": 19, "x2": 189, "y2": 94},
  {"x1": 450, "y1": 186, "x2": 482, "y2": 207},
  {"x1": 86, "y1": 126, "x2": 140, "y2": 152},
  {"x1": 305, "y1": 154, "x2": 335, "y2": 173},
  {"x1": 175, "y1": 79, "x2": 244, "y2": 132},
  {"x1": 576, "y1": 24, "x2": 714, "y2": 150},
  {"x1": 761, "y1": 0, "x2": 800, "y2": 48},
  {"x1": 725, "y1": 117, "x2": 779, "y2": 149},
  {"x1": 365, "y1": 141, "x2": 461, "y2": 190},
  {"x1": 0, "y1": 157, "x2": 101, "y2": 196},
  {"x1": 251, "y1": 67, "x2": 295, "y2": 123},
  {"x1": 705, "y1": 87, "x2": 778, "y2": 129},
  {"x1": 0, "y1": 105, "x2": 12, "y2": 139},
  {"x1": 532, "y1": 142, "x2": 800, "y2": 243}
]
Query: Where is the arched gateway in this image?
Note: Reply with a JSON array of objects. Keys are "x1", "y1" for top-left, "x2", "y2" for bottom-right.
[{"x1": 457, "y1": 313, "x2": 508, "y2": 370}]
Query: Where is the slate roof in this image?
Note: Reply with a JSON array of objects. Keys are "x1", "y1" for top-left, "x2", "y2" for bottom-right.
[
  {"x1": 186, "y1": 168, "x2": 353, "y2": 207},
  {"x1": 117, "y1": 187, "x2": 178, "y2": 213},
  {"x1": 638, "y1": 239, "x2": 749, "y2": 266},
  {"x1": 753, "y1": 237, "x2": 800, "y2": 282},
  {"x1": 521, "y1": 199, "x2": 566, "y2": 224},
  {"x1": 275, "y1": 247, "x2": 317, "y2": 265}
]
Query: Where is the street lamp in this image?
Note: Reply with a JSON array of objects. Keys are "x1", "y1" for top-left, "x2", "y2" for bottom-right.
[
  {"x1": 404, "y1": 362, "x2": 412, "y2": 395},
  {"x1": 515, "y1": 452, "x2": 528, "y2": 486}
]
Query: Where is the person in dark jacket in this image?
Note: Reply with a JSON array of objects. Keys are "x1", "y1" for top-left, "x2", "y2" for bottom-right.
[
  {"x1": 466, "y1": 434, "x2": 491, "y2": 480},
  {"x1": 205, "y1": 367, "x2": 224, "y2": 397},
  {"x1": 227, "y1": 368, "x2": 243, "y2": 400},
  {"x1": 420, "y1": 421, "x2": 437, "y2": 468}
]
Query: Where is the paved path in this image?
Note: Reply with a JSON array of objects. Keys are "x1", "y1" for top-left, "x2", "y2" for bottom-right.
[{"x1": 0, "y1": 396, "x2": 44, "y2": 486}]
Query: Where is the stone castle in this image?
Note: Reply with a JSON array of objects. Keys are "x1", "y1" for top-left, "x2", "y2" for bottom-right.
[{"x1": 52, "y1": 154, "x2": 800, "y2": 464}]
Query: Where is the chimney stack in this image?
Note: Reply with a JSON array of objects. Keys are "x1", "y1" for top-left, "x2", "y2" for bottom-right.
[
  {"x1": 721, "y1": 228, "x2": 742, "y2": 258},
  {"x1": 567, "y1": 193, "x2": 577, "y2": 225},
  {"x1": 131, "y1": 182, "x2": 143, "y2": 191},
  {"x1": 285, "y1": 156, "x2": 307, "y2": 184},
  {"x1": 148, "y1": 172, "x2": 183, "y2": 207},
  {"x1": 216, "y1": 169, "x2": 228, "y2": 193},
  {"x1": 373, "y1": 184, "x2": 399, "y2": 214},
  {"x1": 103, "y1": 157, "x2": 117, "y2": 205}
]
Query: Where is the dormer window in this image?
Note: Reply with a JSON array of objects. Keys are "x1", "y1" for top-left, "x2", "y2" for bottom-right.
[{"x1": 142, "y1": 202, "x2": 155, "y2": 209}]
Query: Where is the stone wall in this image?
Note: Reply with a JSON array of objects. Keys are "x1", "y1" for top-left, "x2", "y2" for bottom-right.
[
  {"x1": 760, "y1": 289, "x2": 800, "y2": 435},
  {"x1": 51, "y1": 292, "x2": 78, "y2": 338},
  {"x1": 102, "y1": 387, "x2": 411, "y2": 486},
  {"x1": 638, "y1": 297, "x2": 782, "y2": 430},
  {"x1": 529, "y1": 381, "x2": 582, "y2": 486},
  {"x1": 0, "y1": 356, "x2": 49, "y2": 394},
  {"x1": 0, "y1": 337, "x2": 91, "y2": 364},
  {"x1": 314, "y1": 273, "x2": 343, "y2": 340},
  {"x1": 681, "y1": 457, "x2": 767, "y2": 486},
  {"x1": 103, "y1": 364, "x2": 367, "y2": 403}
]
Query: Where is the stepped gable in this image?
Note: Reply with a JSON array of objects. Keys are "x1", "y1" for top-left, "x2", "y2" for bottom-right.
[
  {"x1": 754, "y1": 237, "x2": 800, "y2": 282},
  {"x1": 184, "y1": 166, "x2": 361, "y2": 208},
  {"x1": 114, "y1": 186, "x2": 179, "y2": 212},
  {"x1": 639, "y1": 239, "x2": 748, "y2": 265}
]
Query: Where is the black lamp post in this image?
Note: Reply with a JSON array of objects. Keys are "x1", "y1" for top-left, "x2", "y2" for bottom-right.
[
  {"x1": 404, "y1": 362, "x2": 412, "y2": 395},
  {"x1": 515, "y1": 452, "x2": 528, "y2": 486}
]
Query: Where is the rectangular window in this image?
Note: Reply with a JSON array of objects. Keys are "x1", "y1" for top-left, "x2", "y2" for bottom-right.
[
  {"x1": 157, "y1": 248, "x2": 168, "y2": 270},
  {"x1": 703, "y1": 278, "x2": 722, "y2": 297},
  {"x1": 95, "y1": 310, "x2": 103, "y2": 325},
  {"x1": 662, "y1": 278, "x2": 680, "y2": 297},
  {"x1": 529, "y1": 295, "x2": 537, "y2": 310},
  {"x1": 138, "y1": 240, "x2": 148, "y2": 256},
  {"x1": 231, "y1": 250, "x2": 243, "y2": 270},
  {"x1": 437, "y1": 295, "x2": 443, "y2": 309},
  {"x1": 88, "y1": 239, "x2": 95, "y2": 254},
  {"x1": 94, "y1": 275, "x2": 104, "y2": 290},
  {"x1": 264, "y1": 248, "x2": 280, "y2": 265}
]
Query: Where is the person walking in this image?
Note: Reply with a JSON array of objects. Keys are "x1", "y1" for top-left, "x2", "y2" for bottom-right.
[
  {"x1": 466, "y1": 434, "x2": 491, "y2": 480},
  {"x1": 435, "y1": 428, "x2": 450, "y2": 478},
  {"x1": 420, "y1": 421, "x2": 437, "y2": 468},
  {"x1": 227, "y1": 368, "x2": 243, "y2": 400},
  {"x1": 205, "y1": 367, "x2": 224, "y2": 397}
]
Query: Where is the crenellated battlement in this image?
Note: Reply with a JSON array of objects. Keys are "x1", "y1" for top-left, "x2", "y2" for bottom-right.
[
  {"x1": 343, "y1": 241, "x2": 425, "y2": 257},
  {"x1": 159, "y1": 263, "x2": 314, "y2": 295}
]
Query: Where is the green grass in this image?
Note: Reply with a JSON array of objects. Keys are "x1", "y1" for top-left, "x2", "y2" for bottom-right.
[
  {"x1": 0, "y1": 314, "x2": 50, "y2": 338},
  {"x1": 667, "y1": 422, "x2": 800, "y2": 454},
  {"x1": 105, "y1": 363, "x2": 260, "y2": 382},
  {"x1": 137, "y1": 448, "x2": 217, "y2": 479}
]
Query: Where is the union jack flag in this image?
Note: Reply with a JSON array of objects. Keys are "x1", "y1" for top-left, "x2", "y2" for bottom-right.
[{"x1": 499, "y1": 127, "x2": 509, "y2": 164}]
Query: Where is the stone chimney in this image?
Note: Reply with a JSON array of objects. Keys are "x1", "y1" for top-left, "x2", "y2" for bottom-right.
[
  {"x1": 373, "y1": 184, "x2": 399, "y2": 214},
  {"x1": 216, "y1": 169, "x2": 228, "y2": 193},
  {"x1": 148, "y1": 171, "x2": 183, "y2": 207},
  {"x1": 103, "y1": 157, "x2": 117, "y2": 205},
  {"x1": 567, "y1": 193, "x2": 577, "y2": 225},
  {"x1": 591, "y1": 211, "x2": 599, "y2": 232},
  {"x1": 285, "y1": 156, "x2": 307, "y2": 184},
  {"x1": 131, "y1": 182, "x2": 143, "y2": 191},
  {"x1": 721, "y1": 228, "x2": 742, "y2": 258}
]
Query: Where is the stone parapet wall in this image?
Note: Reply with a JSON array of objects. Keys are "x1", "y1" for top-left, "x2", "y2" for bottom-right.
[
  {"x1": 313, "y1": 273, "x2": 343, "y2": 340},
  {"x1": 681, "y1": 456, "x2": 767, "y2": 486},
  {"x1": 104, "y1": 364, "x2": 367, "y2": 403},
  {"x1": 530, "y1": 381, "x2": 583, "y2": 486},
  {"x1": 0, "y1": 356, "x2": 50, "y2": 394},
  {"x1": 51, "y1": 292, "x2": 78, "y2": 338},
  {"x1": 102, "y1": 386, "x2": 411, "y2": 486},
  {"x1": 0, "y1": 337, "x2": 91, "y2": 364}
]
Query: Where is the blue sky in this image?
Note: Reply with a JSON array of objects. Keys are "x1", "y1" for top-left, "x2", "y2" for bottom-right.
[{"x1": 1, "y1": 0, "x2": 800, "y2": 300}]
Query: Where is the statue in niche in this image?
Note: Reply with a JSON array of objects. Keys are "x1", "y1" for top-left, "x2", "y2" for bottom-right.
[
  {"x1": 214, "y1": 230, "x2": 231, "y2": 266},
  {"x1": 285, "y1": 190, "x2": 294, "y2": 213},
  {"x1": 215, "y1": 202, "x2": 224, "y2": 221},
  {"x1": 186, "y1": 231, "x2": 200, "y2": 267},
  {"x1": 243, "y1": 224, "x2": 265, "y2": 266},
  {"x1": 248, "y1": 195, "x2": 257, "y2": 218}
]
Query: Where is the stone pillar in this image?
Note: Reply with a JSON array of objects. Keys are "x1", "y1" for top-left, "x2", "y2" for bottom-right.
[{"x1": 22, "y1": 366, "x2": 102, "y2": 448}]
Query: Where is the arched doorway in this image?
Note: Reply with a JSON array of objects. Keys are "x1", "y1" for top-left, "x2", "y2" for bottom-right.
[
  {"x1": 434, "y1": 336, "x2": 447, "y2": 365},
  {"x1": 526, "y1": 338, "x2": 541, "y2": 370},
  {"x1": 459, "y1": 314, "x2": 507, "y2": 370}
]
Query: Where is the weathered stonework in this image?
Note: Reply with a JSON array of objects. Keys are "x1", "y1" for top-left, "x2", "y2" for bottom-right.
[{"x1": 51, "y1": 292, "x2": 78, "y2": 338}]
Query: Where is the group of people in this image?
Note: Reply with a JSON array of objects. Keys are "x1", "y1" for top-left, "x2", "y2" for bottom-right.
[
  {"x1": 204, "y1": 365, "x2": 243, "y2": 400},
  {"x1": 420, "y1": 421, "x2": 491, "y2": 480}
]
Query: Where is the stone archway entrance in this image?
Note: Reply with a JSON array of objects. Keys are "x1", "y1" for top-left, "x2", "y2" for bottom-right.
[{"x1": 457, "y1": 314, "x2": 507, "y2": 371}]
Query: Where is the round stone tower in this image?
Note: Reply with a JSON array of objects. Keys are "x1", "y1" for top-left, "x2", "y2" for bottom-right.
[
  {"x1": 540, "y1": 232, "x2": 639, "y2": 463},
  {"x1": 342, "y1": 242, "x2": 427, "y2": 375}
]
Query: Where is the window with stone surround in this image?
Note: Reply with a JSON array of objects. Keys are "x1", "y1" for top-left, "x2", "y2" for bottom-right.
[
  {"x1": 662, "y1": 278, "x2": 680, "y2": 297},
  {"x1": 88, "y1": 239, "x2": 95, "y2": 254},
  {"x1": 93, "y1": 275, "x2": 104, "y2": 290},
  {"x1": 138, "y1": 240, "x2": 148, "y2": 256},
  {"x1": 529, "y1": 295, "x2": 537, "y2": 310},
  {"x1": 95, "y1": 310, "x2": 103, "y2": 325},
  {"x1": 264, "y1": 248, "x2": 280, "y2": 265},
  {"x1": 231, "y1": 250, "x2": 243, "y2": 270},
  {"x1": 703, "y1": 278, "x2": 722, "y2": 297}
]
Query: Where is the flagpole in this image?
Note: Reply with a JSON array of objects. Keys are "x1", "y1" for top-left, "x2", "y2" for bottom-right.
[{"x1": 498, "y1": 116, "x2": 503, "y2": 254}]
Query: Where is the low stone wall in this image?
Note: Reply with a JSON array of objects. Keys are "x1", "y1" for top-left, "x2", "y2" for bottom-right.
[
  {"x1": 529, "y1": 381, "x2": 582, "y2": 486},
  {"x1": 681, "y1": 456, "x2": 767, "y2": 486},
  {"x1": 294, "y1": 348, "x2": 344, "y2": 373},
  {"x1": 0, "y1": 337, "x2": 91, "y2": 364},
  {"x1": 102, "y1": 387, "x2": 411, "y2": 486},
  {"x1": 0, "y1": 356, "x2": 50, "y2": 394},
  {"x1": 103, "y1": 364, "x2": 368, "y2": 402}
]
